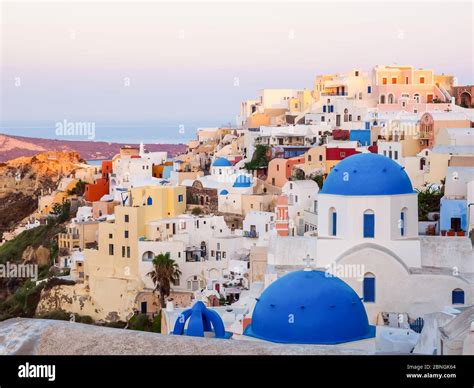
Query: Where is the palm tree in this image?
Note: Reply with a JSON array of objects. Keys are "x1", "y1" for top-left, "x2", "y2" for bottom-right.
[{"x1": 147, "y1": 252, "x2": 182, "y2": 308}]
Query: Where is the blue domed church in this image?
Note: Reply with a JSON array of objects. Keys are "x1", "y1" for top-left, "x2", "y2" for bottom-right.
[
  {"x1": 266, "y1": 153, "x2": 470, "y2": 327},
  {"x1": 244, "y1": 270, "x2": 375, "y2": 344}
]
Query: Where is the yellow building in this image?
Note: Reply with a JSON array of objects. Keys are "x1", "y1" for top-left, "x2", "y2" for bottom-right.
[{"x1": 52, "y1": 185, "x2": 187, "y2": 321}]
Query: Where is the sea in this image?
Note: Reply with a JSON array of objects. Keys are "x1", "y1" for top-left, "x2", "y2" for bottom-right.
[{"x1": 0, "y1": 119, "x2": 231, "y2": 145}]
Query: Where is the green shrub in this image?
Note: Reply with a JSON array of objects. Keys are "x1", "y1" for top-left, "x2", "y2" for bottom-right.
[
  {"x1": 128, "y1": 313, "x2": 152, "y2": 332},
  {"x1": 103, "y1": 321, "x2": 127, "y2": 329},
  {"x1": 152, "y1": 312, "x2": 162, "y2": 333},
  {"x1": 0, "y1": 225, "x2": 60, "y2": 264},
  {"x1": 37, "y1": 310, "x2": 70, "y2": 321},
  {"x1": 191, "y1": 207, "x2": 203, "y2": 216},
  {"x1": 76, "y1": 315, "x2": 94, "y2": 324},
  {"x1": 244, "y1": 144, "x2": 270, "y2": 171}
]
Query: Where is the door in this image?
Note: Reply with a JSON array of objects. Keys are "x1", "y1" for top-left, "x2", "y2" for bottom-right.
[
  {"x1": 451, "y1": 217, "x2": 461, "y2": 232},
  {"x1": 140, "y1": 301, "x2": 147, "y2": 314}
]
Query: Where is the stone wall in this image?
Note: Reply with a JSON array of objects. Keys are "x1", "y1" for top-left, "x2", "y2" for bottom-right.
[
  {"x1": 0, "y1": 318, "x2": 368, "y2": 355},
  {"x1": 420, "y1": 236, "x2": 473, "y2": 274}
]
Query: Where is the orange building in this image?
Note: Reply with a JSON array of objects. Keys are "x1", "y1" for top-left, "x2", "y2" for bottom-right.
[
  {"x1": 85, "y1": 160, "x2": 112, "y2": 202},
  {"x1": 266, "y1": 156, "x2": 305, "y2": 187},
  {"x1": 152, "y1": 161, "x2": 173, "y2": 178}
]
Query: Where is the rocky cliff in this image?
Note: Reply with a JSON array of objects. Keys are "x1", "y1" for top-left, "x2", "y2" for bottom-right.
[{"x1": 0, "y1": 151, "x2": 81, "y2": 237}]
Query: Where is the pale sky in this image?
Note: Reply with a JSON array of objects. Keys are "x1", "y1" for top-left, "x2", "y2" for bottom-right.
[{"x1": 1, "y1": 1, "x2": 473, "y2": 123}]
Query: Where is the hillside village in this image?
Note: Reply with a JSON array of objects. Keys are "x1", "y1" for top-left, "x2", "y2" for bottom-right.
[{"x1": 1, "y1": 64, "x2": 473, "y2": 355}]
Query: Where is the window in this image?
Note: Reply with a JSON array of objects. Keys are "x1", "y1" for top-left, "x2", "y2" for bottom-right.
[
  {"x1": 124, "y1": 230, "x2": 129, "y2": 238},
  {"x1": 122, "y1": 246, "x2": 126, "y2": 258},
  {"x1": 405, "y1": 76, "x2": 409, "y2": 84},
  {"x1": 319, "y1": 155, "x2": 323, "y2": 162},
  {"x1": 109, "y1": 244, "x2": 114, "y2": 255},
  {"x1": 388, "y1": 94, "x2": 394, "y2": 104},
  {"x1": 391, "y1": 77, "x2": 397, "y2": 84},
  {"x1": 217, "y1": 243, "x2": 220, "y2": 250},
  {"x1": 452, "y1": 289, "x2": 465, "y2": 305},
  {"x1": 276, "y1": 164, "x2": 279, "y2": 171},
  {"x1": 109, "y1": 233, "x2": 113, "y2": 239},
  {"x1": 321, "y1": 116, "x2": 325, "y2": 122},
  {"x1": 124, "y1": 214, "x2": 129, "y2": 223},
  {"x1": 363, "y1": 273, "x2": 375, "y2": 302},
  {"x1": 329, "y1": 208, "x2": 337, "y2": 236},
  {"x1": 382, "y1": 77, "x2": 387, "y2": 85},
  {"x1": 323, "y1": 105, "x2": 327, "y2": 113},
  {"x1": 367, "y1": 86, "x2": 372, "y2": 94},
  {"x1": 127, "y1": 246, "x2": 130, "y2": 258},
  {"x1": 178, "y1": 194, "x2": 184, "y2": 202},
  {"x1": 380, "y1": 95, "x2": 386, "y2": 104},
  {"x1": 355, "y1": 70, "x2": 359, "y2": 76},
  {"x1": 414, "y1": 93, "x2": 420, "y2": 103},
  {"x1": 420, "y1": 76, "x2": 425, "y2": 84},
  {"x1": 211, "y1": 250, "x2": 214, "y2": 257},
  {"x1": 363, "y1": 210, "x2": 375, "y2": 238},
  {"x1": 308, "y1": 155, "x2": 312, "y2": 162},
  {"x1": 223, "y1": 252, "x2": 226, "y2": 258},
  {"x1": 147, "y1": 196, "x2": 153, "y2": 206},
  {"x1": 394, "y1": 150, "x2": 398, "y2": 160},
  {"x1": 400, "y1": 208, "x2": 407, "y2": 236}
]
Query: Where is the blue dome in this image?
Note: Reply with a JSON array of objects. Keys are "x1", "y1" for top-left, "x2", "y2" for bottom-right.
[
  {"x1": 321, "y1": 153, "x2": 414, "y2": 196},
  {"x1": 220, "y1": 189, "x2": 229, "y2": 195},
  {"x1": 173, "y1": 301, "x2": 232, "y2": 339},
  {"x1": 233, "y1": 175, "x2": 252, "y2": 188},
  {"x1": 244, "y1": 270, "x2": 375, "y2": 344},
  {"x1": 212, "y1": 157, "x2": 232, "y2": 167}
]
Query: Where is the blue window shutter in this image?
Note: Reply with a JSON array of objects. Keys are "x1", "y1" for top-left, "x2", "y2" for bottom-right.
[
  {"x1": 332, "y1": 212, "x2": 337, "y2": 236},
  {"x1": 400, "y1": 212, "x2": 405, "y2": 236},
  {"x1": 452, "y1": 290, "x2": 464, "y2": 304},
  {"x1": 368, "y1": 86, "x2": 372, "y2": 94},
  {"x1": 330, "y1": 105, "x2": 334, "y2": 113},
  {"x1": 363, "y1": 214, "x2": 375, "y2": 238},
  {"x1": 363, "y1": 277, "x2": 375, "y2": 302},
  {"x1": 323, "y1": 106, "x2": 326, "y2": 113},
  {"x1": 147, "y1": 196, "x2": 153, "y2": 206}
]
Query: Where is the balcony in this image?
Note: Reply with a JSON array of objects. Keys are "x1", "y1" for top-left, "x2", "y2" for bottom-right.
[{"x1": 243, "y1": 231, "x2": 259, "y2": 238}]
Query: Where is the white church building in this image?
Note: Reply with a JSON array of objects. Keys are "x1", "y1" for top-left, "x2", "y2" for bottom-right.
[{"x1": 267, "y1": 153, "x2": 472, "y2": 324}]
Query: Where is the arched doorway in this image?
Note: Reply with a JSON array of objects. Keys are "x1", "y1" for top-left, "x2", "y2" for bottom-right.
[{"x1": 460, "y1": 92, "x2": 471, "y2": 108}]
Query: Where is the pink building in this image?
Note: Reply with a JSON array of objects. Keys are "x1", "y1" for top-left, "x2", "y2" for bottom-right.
[
  {"x1": 275, "y1": 195, "x2": 289, "y2": 237},
  {"x1": 373, "y1": 65, "x2": 454, "y2": 112}
]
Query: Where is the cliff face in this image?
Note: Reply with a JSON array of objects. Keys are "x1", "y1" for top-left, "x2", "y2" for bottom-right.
[{"x1": 0, "y1": 151, "x2": 82, "y2": 237}]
